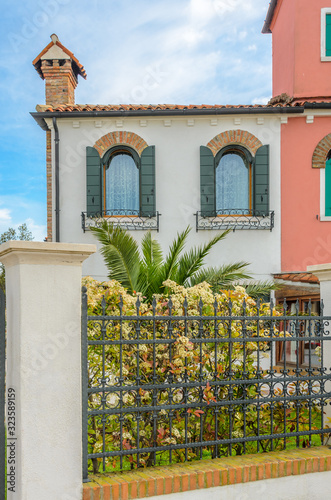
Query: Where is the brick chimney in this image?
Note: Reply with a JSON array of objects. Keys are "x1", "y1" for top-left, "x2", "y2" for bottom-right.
[{"x1": 32, "y1": 34, "x2": 86, "y2": 106}]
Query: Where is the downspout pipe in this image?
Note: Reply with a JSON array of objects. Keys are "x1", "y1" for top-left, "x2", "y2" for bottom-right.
[{"x1": 52, "y1": 117, "x2": 60, "y2": 242}]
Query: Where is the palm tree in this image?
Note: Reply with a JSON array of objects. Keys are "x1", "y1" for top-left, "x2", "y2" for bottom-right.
[{"x1": 91, "y1": 222, "x2": 278, "y2": 301}]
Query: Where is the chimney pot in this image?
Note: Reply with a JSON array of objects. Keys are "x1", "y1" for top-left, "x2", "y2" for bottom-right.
[{"x1": 50, "y1": 34, "x2": 59, "y2": 44}]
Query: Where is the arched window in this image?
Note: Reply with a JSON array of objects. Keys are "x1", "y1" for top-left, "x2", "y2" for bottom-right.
[
  {"x1": 104, "y1": 148, "x2": 139, "y2": 214},
  {"x1": 325, "y1": 151, "x2": 331, "y2": 216},
  {"x1": 200, "y1": 143, "x2": 269, "y2": 220},
  {"x1": 86, "y1": 144, "x2": 156, "y2": 218},
  {"x1": 215, "y1": 146, "x2": 252, "y2": 214}
]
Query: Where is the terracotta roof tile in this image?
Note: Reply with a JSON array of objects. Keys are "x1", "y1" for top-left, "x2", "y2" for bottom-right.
[
  {"x1": 34, "y1": 90, "x2": 331, "y2": 115},
  {"x1": 35, "y1": 102, "x2": 294, "y2": 113},
  {"x1": 274, "y1": 273, "x2": 319, "y2": 284},
  {"x1": 34, "y1": 94, "x2": 331, "y2": 113}
]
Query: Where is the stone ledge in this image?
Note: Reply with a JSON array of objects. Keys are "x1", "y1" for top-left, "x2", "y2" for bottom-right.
[{"x1": 82, "y1": 446, "x2": 331, "y2": 500}]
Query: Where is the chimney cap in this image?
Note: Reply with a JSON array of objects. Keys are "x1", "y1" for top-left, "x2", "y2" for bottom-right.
[
  {"x1": 32, "y1": 36, "x2": 87, "y2": 80},
  {"x1": 50, "y1": 33, "x2": 59, "y2": 44}
]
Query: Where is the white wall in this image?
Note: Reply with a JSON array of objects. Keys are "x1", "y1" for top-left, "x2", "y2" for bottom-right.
[{"x1": 45, "y1": 114, "x2": 281, "y2": 282}]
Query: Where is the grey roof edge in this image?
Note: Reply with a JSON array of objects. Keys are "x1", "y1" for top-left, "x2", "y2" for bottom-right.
[
  {"x1": 262, "y1": 0, "x2": 278, "y2": 34},
  {"x1": 30, "y1": 106, "x2": 304, "y2": 130}
]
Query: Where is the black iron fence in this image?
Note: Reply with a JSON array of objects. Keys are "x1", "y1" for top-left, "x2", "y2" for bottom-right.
[{"x1": 82, "y1": 290, "x2": 331, "y2": 480}]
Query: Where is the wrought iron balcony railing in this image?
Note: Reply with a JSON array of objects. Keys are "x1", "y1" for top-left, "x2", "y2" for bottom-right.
[
  {"x1": 195, "y1": 210, "x2": 274, "y2": 232},
  {"x1": 81, "y1": 210, "x2": 160, "y2": 232}
]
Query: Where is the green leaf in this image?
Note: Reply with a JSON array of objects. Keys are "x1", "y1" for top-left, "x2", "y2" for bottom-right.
[
  {"x1": 190, "y1": 262, "x2": 251, "y2": 288},
  {"x1": 160, "y1": 226, "x2": 191, "y2": 283},
  {"x1": 175, "y1": 230, "x2": 231, "y2": 285},
  {"x1": 91, "y1": 221, "x2": 141, "y2": 294}
]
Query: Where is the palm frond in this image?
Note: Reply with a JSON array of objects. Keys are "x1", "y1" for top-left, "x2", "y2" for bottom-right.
[
  {"x1": 138, "y1": 232, "x2": 164, "y2": 299},
  {"x1": 190, "y1": 261, "x2": 251, "y2": 288},
  {"x1": 141, "y1": 232, "x2": 163, "y2": 269},
  {"x1": 176, "y1": 230, "x2": 232, "y2": 285},
  {"x1": 91, "y1": 222, "x2": 141, "y2": 293},
  {"x1": 240, "y1": 280, "x2": 282, "y2": 300},
  {"x1": 160, "y1": 226, "x2": 191, "y2": 282}
]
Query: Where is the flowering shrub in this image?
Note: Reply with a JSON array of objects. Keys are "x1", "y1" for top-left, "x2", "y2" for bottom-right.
[{"x1": 83, "y1": 277, "x2": 323, "y2": 473}]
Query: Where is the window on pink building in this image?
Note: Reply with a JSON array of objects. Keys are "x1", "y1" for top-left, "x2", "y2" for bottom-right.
[{"x1": 321, "y1": 8, "x2": 331, "y2": 61}]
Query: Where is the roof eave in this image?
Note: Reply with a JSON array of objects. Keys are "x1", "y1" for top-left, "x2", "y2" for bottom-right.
[
  {"x1": 262, "y1": 0, "x2": 278, "y2": 34},
  {"x1": 30, "y1": 105, "x2": 304, "y2": 129}
]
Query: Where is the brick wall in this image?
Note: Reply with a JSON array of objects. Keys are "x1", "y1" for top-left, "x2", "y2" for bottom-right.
[
  {"x1": 83, "y1": 446, "x2": 331, "y2": 500},
  {"x1": 312, "y1": 132, "x2": 331, "y2": 168},
  {"x1": 94, "y1": 131, "x2": 149, "y2": 157},
  {"x1": 207, "y1": 130, "x2": 263, "y2": 156}
]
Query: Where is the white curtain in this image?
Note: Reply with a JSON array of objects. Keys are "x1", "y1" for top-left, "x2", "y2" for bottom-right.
[
  {"x1": 216, "y1": 153, "x2": 249, "y2": 212},
  {"x1": 105, "y1": 153, "x2": 139, "y2": 212}
]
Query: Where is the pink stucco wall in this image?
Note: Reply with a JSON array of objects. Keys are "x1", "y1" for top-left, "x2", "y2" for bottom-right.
[
  {"x1": 272, "y1": 0, "x2": 331, "y2": 99},
  {"x1": 271, "y1": 0, "x2": 295, "y2": 98},
  {"x1": 281, "y1": 117, "x2": 331, "y2": 272}
]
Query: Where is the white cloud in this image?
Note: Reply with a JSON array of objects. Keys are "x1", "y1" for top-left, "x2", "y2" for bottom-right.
[
  {"x1": 189, "y1": 0, "x2": 216, "y2": 24},
  {"x1": 72, "y1": 0, "x2": 271, "y2": 106},
  {"x1": 0, "y1": 209, "x2": 12, "y2": 222},
  {"x1": 252, "y1": 96, "x2": 271, "y2": 105},
  {"x1": 213, "y1": 0, "x2": 266, "y2": 18}
]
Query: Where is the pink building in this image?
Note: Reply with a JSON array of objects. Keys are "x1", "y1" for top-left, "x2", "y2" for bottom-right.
[{"x1": 263, "y1": 0, "x2": 331, "y2": 276}]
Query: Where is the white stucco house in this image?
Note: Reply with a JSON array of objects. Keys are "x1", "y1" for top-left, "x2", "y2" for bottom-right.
[{"x1": 31, "y1": 34, "x2": 284, "y2": 282}]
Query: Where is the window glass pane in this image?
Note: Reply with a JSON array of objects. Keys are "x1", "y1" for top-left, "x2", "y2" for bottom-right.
[
  {"x1": 105, "y1": 153, "x2": 139, "y2": 212},
  {"x1": 216, "y1": 153, "x2": 249, "y2": 212},
  {"x1": 326, "y1": 14, "x2": 331, "y2": 56}
]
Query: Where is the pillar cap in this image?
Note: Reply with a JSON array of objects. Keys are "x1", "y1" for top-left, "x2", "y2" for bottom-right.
[
  {"x1": 0, "y1": 241, "x2": 96, "y2": 267},
  {"x1": 307, "y1": 263, "x2": 331, "y2": 282}
]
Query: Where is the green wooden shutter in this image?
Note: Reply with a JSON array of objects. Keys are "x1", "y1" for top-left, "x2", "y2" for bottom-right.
[
  {"x1": 325, "y1": 158, "x2": 331, "y2": 216},
  {"x1": 326, "y1": 14, "x2": 331, "y2": 56},
  {"x1": 86, "y1": 146, "x2": 102, "y2": 216},
  {"x1": 140, "y1": 146, "x2": 156, "y2": 217},
  {"x1": 254, "y1": 145, "x2": 269, "y2": 215},
  {"x1": 200, "y1": 146, "x2": 215, "y2": 216}
]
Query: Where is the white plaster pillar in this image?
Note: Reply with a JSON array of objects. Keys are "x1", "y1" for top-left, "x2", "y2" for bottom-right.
[
  {"x1": 307, "y1": 263, "x2": 331, "y2": 423},
  {"x1": 0, "y1": 241, "x2": 96, "y2": 500}
]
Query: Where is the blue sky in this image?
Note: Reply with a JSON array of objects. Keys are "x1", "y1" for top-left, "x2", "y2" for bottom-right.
[{"x1": 0, "y1": 0, "x2": 272, "y2": 241}]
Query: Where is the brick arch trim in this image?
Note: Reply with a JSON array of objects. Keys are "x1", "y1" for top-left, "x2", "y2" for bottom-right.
[
  {"x1": 312, "y1": 133, "x2": 331, "y2": 168},
  {"x1": 93, "y1": 131, "x2": 149, "y2": 157},
  {"x1": 207, "y1": 130, "x2": 263, "y2": 157}
]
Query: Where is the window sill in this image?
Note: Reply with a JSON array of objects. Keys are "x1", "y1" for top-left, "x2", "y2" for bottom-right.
[
  {"x1": 81, "y1": 211, "x2": 160, "y2": 232},
  {"x1": 319, "y1": 215, "x2": 331, "y2": 221},
  {"x1": 195, "y1": 210, "x2": 274, "y2": 232}
]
